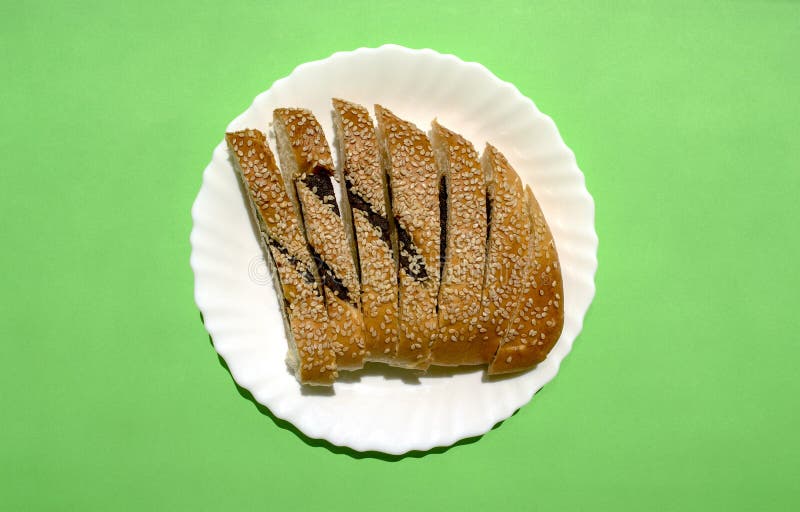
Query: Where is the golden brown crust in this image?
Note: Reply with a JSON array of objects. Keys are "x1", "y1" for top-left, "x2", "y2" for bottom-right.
[
  {"x1": 225, "y1": 129, "x2": 336, "y2": 385},
  {"x1": 489, "y1": 185, "x2": 564, "y2": 374},
  {"x1": 332, "y1": 99, "x2": 400, "y2": 363},
  {"x1": 228, "y1": 103, "x2": 565, "y2": 383},
  {"x1": 430, "y1": 121, "x2": 487, "y2": 365},
  {"x1": 273, "y1": 108, "x2": 367, "y2": 370},
  {"x1": 375, "y1": 105, "x2": 440, "y2": 369},
  {"x1": 477, "y1": 144, "x2": 533, "y2": 362}
]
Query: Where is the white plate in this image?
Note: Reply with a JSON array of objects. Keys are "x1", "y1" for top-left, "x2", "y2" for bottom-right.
[{"x1": 190, "y1": 45, "x2": 598, "y2": 455}]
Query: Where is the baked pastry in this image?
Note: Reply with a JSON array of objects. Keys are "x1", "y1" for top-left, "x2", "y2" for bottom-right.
[
  {"x1": 225, "y1": 129, "x2": 337, "y2": 385},
  {"x1": 430, "y1": 120, "x2": 488, "y2": 365},
  {"x1": 476, "y1": 144, "x2": 533, "y2": 362},
  {"x1": 332, "y1": 99, "x2": 400, "y2": 363},
  {"x1": 375, "y1": 105, "x2": 440, "y2": 369},
  {"x1": 489, "y1": 185, "x2": 564, "y2": 374},
  {"x1": 227, "y1": 100, "x2": 565, "y2": 384},
  {"x1": 273, "y1": 108, "x2": 367, "y2": 370}
]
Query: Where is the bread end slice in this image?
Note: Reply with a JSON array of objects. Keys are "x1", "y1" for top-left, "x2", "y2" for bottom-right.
[
  {"x1": 488, "y1": 185, "x2": 564, "y2": 374},
  {"x1": 225, "y1": 129, "x2": 337, "y2": 385}
]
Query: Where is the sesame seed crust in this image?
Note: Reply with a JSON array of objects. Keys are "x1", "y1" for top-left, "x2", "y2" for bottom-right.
[
  {"x1": 333, "y1": 99, "x2": 400, "y2": 363},
  {"x1": 489, "y1": 185, "x2": 564, "y2": 375},
  {"x1": 430, "y1": 121, "x2": 488, "y2": 366},
  {"x1": 273, "y1": 109, "x2": 367, "y2": 370},
  {"x1": 375, "y1": 105, "x2": 440, "y2": 369},
  {"x1": 476, "y1": 144, "x2": 533, "y2": 362},
  {"x1": 225, "y1": 129, "x2": 337, "y2": 385},
  {"x1": 226, "y1": 103, "x2": 565, "y2": 384}
]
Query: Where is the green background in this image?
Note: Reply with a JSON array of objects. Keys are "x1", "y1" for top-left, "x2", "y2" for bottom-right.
[{"x1": 2, "y1": 0, "x2": 798, "y2": 510}]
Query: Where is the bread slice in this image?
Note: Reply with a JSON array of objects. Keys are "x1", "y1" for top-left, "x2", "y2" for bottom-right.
[
  {"x1": 225, "y1": 129, "x2": 337, "y2": 385},
  {"x1": 429, "y1": 120, "x2": 488, "y2": 365},
  {"x1": 489, "y1": 185, "x2": 564, "y2": 374},
  {"x1": 476, "y1": 144, "x2": 533, "y2": 362},
  {"x1": 273, "y1": 108, "x2": 367, "y2": 370},
  {"x1": 332, "y1": 99, "x2": 400, "y2": 363},
  {"x1": 374, "y1": 105, "x2": 440, "y2": 369}
]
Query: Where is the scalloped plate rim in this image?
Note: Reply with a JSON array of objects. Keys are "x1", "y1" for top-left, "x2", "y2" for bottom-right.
[{"x1": 190, "y1": 44, "x2": 598, "y2": 455}]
